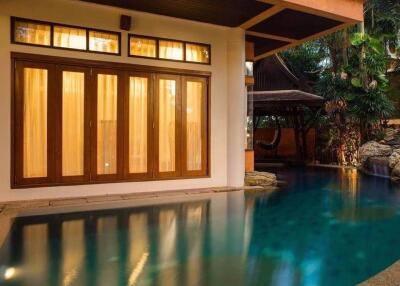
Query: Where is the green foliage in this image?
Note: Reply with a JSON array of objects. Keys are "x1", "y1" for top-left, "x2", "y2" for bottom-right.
[
  {"x1": 280, "y1": 42, "x2": 328, "y2": 83},
  {"x1": 277, "y1": 0, "x2": 399, "y2": 164}
]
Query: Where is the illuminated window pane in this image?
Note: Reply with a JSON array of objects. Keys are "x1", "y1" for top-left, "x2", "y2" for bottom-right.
[
  {"x1": 130, "y1": 36, "x2": 156, "y2": 58},
  {"x1": 129, "y1": 77, "x2": 148, "y2": 173},
  {"x1": 54, "y1": 26, "x2": 86, "y2": 50},
  {"x1": 14, "y1": 21, "x2": 51, "y2": 46},
  {"x1": 159, "y1": 79, "x2": 176, "y2": 172},
  {"x1": 89, "y1": 31, "x2": 119, "y2": 54},
  {"x1": 62, "y1": 71, "x2": 84, "y2": 176},
  {"x1": 159, "y1": 40, "x2": 183, "y2": 61},
  {"x1": 23, "y1": 68, "x2": 48, "y2": 178},
  {"x1": 186, "y1": 81, "x2": 203, "y2": 171},
  {"x1": 97, "y1": 74, "x2": 118, "y2": 175},
  {"x1": 186, "y1": 44, "x2": 210, "y2": 64}
]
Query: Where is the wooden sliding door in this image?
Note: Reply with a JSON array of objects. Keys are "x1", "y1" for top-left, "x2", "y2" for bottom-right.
[
  {"x1": 123, "y1": 73, "x2": 153, "y2": 179},
  {"x1": 12, "y1": 54, "x2": 209, "y2": 188},
  {"x1": 14, "y1": 61, "x2": 57, "y2": 185},
  {"x1": 91, "y1": 69, "x2": 124, "y2": 182},
  {"x1": 154, "y1": 75, "x2": 182, "y2": 178},
  {"x1": 56, "y1": 65, "x2": 91, "y2": 183},
  {"x1": 182, "y1": 77, "x2": 208, "y2": 176}
]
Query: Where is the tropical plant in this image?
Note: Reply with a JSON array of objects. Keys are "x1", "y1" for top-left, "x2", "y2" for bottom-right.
[{"x1": 279, "y1": 0, "x2": 399, "y2": 165}]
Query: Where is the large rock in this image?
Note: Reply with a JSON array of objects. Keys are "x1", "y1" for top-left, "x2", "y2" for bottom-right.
[
  {"x1": 392, "y1": 162, "x2": 400, "y2": 180},
  {"x1": 389, "y1": 149, "x2": 400, "y2": 169},
  {"x1": 245, "y1": 171, "x2": 277, "y2": 187},
  {"x1": 359, "y1": 141, "x2": 392, "y2": 164}
]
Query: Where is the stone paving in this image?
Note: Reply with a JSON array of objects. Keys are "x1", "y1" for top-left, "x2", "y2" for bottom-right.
[{"x1": 358, "y1": 261, "x2": 400, "y2": 286}]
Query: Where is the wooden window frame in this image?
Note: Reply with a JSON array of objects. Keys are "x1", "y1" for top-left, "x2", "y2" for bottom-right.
[
  {"x1": 128, "y1": 34, "x2": 211, "y2": 65},
  {"x1": 11, "y1": 53, "x2": 210, "y2": 188},
  {"x1": 128, "y1": 35, "x2": 158, "y2": 60},
  {"x1": 11, "y1": 17, "x2": 121, "y2": 56}
]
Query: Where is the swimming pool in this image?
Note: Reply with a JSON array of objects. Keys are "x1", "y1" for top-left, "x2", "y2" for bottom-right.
[{"x1": 1, "y1": 167, "x2": 400, "y2": 286}]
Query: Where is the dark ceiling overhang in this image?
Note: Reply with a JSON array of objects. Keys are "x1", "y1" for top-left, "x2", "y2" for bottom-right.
[
  {"x1": 81, "y1": 0, "x2": 272, "y2": 27},
  {"x1": 80, "y1": 0, "x2": 363, "y2": 60}
]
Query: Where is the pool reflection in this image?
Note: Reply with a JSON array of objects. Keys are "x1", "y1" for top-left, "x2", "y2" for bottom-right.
[{"x1": 2, "y1": 168, "x2": 400, "y2": 286}]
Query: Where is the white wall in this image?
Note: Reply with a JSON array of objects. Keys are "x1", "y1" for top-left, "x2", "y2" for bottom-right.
[{"x1": 0, "y1": 0, "x2": 245, "y2": 202}]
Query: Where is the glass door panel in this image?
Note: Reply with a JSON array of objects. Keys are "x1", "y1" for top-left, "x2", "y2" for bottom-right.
[
  {"x1": 23, "y1": 67, "x2": 48, "y2": 178},
  {"x1": 97, "y1": 74, "x2": 118, "y2": 175},
  {"x1": 157, "y1": 78, "x2": 178, "y2": 173},
  {"x1": 183, "y1": 77, "x2": 207, "y2": 176},
  {"x1": 186, "y1": 81, "x2": 203, "y2": 171},
  {"x1": 62, "y1": 71, "x2": 85, "y2": 176},
  {"x1": 129, "y1": 77, "x2": 148, "y2": 174}
]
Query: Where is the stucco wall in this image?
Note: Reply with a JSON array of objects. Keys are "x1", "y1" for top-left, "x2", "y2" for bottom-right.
[{"x1": 0, "y1": 0, "x2": 245, "y2": 202}]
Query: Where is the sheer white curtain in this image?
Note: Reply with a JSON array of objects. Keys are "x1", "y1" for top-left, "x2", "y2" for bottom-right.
[
  {"x1": 97, "y1": 74, "x2": 118, "y2": 175},
  {"x1": 54, "y1": 26, "x2": 86, "y2": 50},
  {"x1": 186, "y1": 81, "x2": 202, "y2": 171},
  {"x1": 186, "y1": 44, "x2": 209, "y2": 63},
  {"x1": 130, "y1": 38, "x2": 156, "y2": 57},
  {"x1": 89, "y1": 31, "x2": 119, "y2": 53},
  {"x1": 62, "y1": 71, "x2": 84, "y2": 176},
  {"x1": 23, "y1": 68, "x2": 48, "y2": 178},
  {"x1": 129, "y1": 77, "x2": 148, "y2": 173},
  {"x1": 159, "y1": 79, "x2": 176, "y2": 172},
  {"x1": 159, "y1": 40, "x2": 183, "y2": 60},
  {"x1": 15, "y1": 22, "x2": 51, "y2": 45}
]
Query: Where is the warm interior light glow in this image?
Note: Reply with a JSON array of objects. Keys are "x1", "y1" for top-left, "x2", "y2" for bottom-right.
[
  {"x1": 159, "y1": 79, "x2": 176, "y2": 172},
  {"x1": 130, "y1": 37, "x2": 156, "y2": 58},
  {"x1": 186, "y1": 43, "x2": 209, "y2": 63},
  {"x1": 186, "y1": 81, "x2": 203, "y2": 171},
  {"x1": 159, "y1": 40, "x2": 183, "y2": 60},
  {"x1": 54, "y1": 26, "x2": 86, "y2": 50},
  {"x1": 4, "y1": 267, "x2": 15, "y2": 280}
]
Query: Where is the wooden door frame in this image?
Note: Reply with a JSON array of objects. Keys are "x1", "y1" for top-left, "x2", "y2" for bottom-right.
[
  {"x1": 13, "y1": 61, "x2": 57, "y2": 187},
  {"x1": 55, "y1": 65, "x2": 92, "y2": 184},
  {"x1": 11, "y1": 53, "x2": 211, "y2": 188},
  {"x1": 154, "y1": 74, "x2": 182, "y2": 179},
  {"x1": 181, "y1": 76, "x2": 209, "y2": 177},
  {"x1": 90, "y1": 68, "x2": 125, "y2": 182},
  {"x1": 123, "y1": 72, "x2": 154, "y2": 180}
]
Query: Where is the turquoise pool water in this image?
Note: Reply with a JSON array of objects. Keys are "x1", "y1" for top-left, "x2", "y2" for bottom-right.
[{"x1": 2, "y1": 167, "x2": 400, "y2": 286}]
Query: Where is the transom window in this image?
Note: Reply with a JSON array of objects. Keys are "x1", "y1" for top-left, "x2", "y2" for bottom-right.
[
  {"x1": 11, "y1": 17, "x2": 121, "y2": 55},
  {"x1": 129, "y1": 34, "x2": 211, "y2": 64},
  {"x1": 12, "y1": 54, "x2": 209, "y2": 188}
]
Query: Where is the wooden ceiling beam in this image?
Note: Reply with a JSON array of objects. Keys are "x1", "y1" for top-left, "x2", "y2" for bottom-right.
[
  {"x1": 257, "y1": 0, "x2": 364, "y2": 23},
  {"x1": 246, "y1": 30, "x2": 296, "y2": 43},
  {"x1": 240, "y1": 5, "x2": 284, "y2": 30},
  {"x1": 254, "y1": 22, "x2": 352, "y2": 61}
]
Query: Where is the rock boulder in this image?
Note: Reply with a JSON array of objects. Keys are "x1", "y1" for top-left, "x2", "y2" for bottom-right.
[
  {"x1": 245, "y1": 171, "x2": 277, "y2": 187},
  {"x1": 359, "y1": 141, "x2": 392, "y2": 164},
  {"x1": 389, "y1": 149, "x2": 400, "y2": 169}
]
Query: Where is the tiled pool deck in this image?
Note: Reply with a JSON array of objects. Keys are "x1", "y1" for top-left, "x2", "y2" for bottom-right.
[{"x1": 0, "y1": 185, "x2": 399, "y2": 286}]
